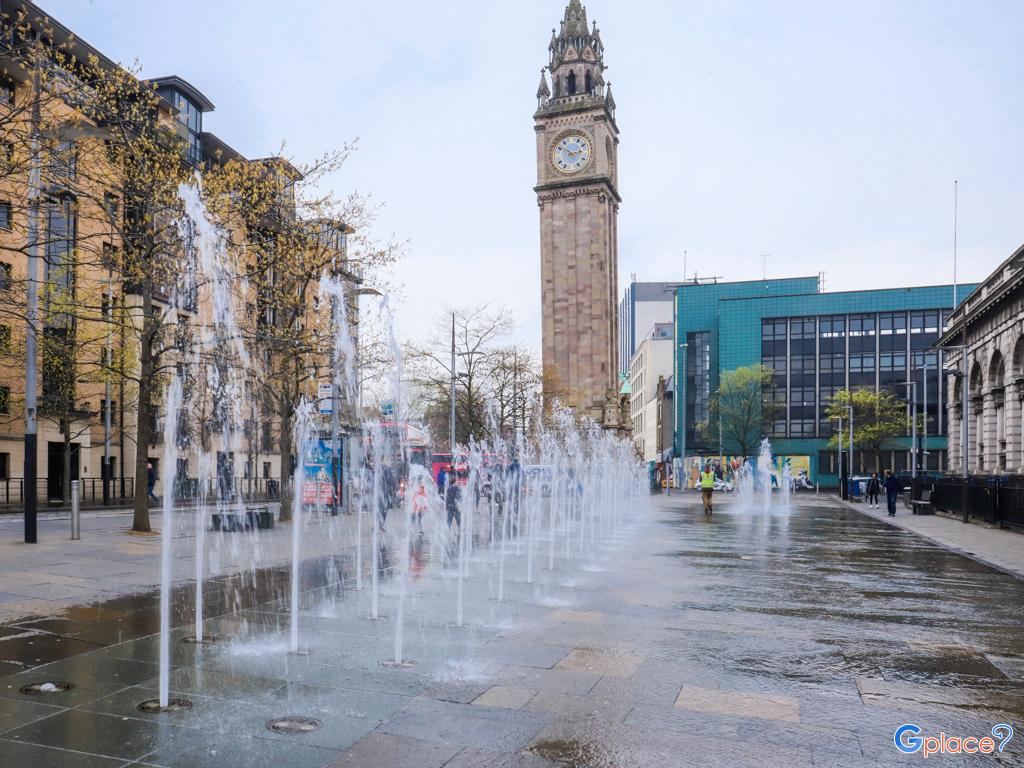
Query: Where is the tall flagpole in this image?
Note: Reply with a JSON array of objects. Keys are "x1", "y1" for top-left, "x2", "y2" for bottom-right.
[{"x1": 953, "y1": 180, "x2": 959, "y2": 308}]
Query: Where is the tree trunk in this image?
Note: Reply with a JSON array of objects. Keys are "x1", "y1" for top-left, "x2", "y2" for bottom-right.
[
  {"x1": 132, "y1": 287, "x2": 154, "y2": 532},
  {"x1": 279, "y1": 399, "x2": 293, "y2": 522},
  {"x1": 278, "y1": 353, "x2": 295, "y2": 522}
]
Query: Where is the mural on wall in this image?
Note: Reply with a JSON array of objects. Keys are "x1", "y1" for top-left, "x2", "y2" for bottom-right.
[{"x1": 684, "y1": 454, "x2": 813, "y2": 490}]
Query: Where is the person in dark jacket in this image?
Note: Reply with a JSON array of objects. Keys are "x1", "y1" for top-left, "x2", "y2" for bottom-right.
[
  {"x1": 146, "y1": 462, "x2": 158, "y2": 503},
  {"x1": 866, "y1": 473, "x2": 881, "y2": 509},
  {"x1": 445, "y1": 477, "x2": 462, "y2": 529},
  {"x1": 379, "y1": 463, "x2": 397, "y2": 530},
  {"x1": 883, "y1": 470, "x2": 902, "y2": 516},
  {"x1": 436, "y1": 465, "x2": 448, "y2": 495}
]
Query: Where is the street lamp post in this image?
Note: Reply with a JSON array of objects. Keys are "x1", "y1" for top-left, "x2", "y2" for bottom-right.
[
  {"x1": 450, "y1": 313, "x2": 456, "y2": 455},
  {"x1": 678, "y1": 342, "x2": 688, "y2": 490},
  {"x1": 22, "y1": 53, "x2": 42, "y2": 543},
  {"x1": 839, "y1": 403, "x2": 856, "y2": 499},
  {"x1": 836, "y1": 416, "x2": 845, "y2": 499},
  {"x1": 103, "y1": 277, "x2": 113, "y2": 505},
  {"x1": 898, "y1": 380, "x2": 918, "y2": 480}
]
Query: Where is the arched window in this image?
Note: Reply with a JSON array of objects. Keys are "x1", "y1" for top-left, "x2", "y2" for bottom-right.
[
  {"x1": 585, "y1": 70, "x2": 593, "y2": 93},
  {"x1": 553, "y1": 77, "x2": 560, "y2": 98},
  {"x1": 567, "y1": 71, "x2": 577, "y2": 95}
]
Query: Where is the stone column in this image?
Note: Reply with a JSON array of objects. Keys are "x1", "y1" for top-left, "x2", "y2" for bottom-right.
[
  {"x1": 968, "y1": 396, "x2": 983, "y2": 473},
  {"x1": 993, "y1": 387, "x2": 1007, "y2": 471},
  {"x1": 981, "y1": 393, "x2": 995, "y2": 473},
  {"x1": 1008, "y1": 379, "x2": 1024, "y2": 472},
  {"x1": 948, "y1": 402, "x2": 961, "y2": 472}
]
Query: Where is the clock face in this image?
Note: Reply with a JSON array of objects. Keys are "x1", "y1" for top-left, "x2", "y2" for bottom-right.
[{"x1": 552, "y1": 135, "x2": 592, "y2": 173}]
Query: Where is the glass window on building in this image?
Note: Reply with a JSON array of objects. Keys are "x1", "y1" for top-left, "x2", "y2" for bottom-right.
[
  {"x1": 879, "y1": 350, "x2": 907, "y2": 395},
  {"x1": 174, "y1": 92, "x2": 203, "y2": 167},
  {"x1": 910, "y1": 310, "x2": 940, "y2": 351},
  {"x1": 818, "y1": 315, "x2": 845, "y2": 429},
  {"x1": 687, "y1": 331, "x2": 711, "y2": 447},
  {"x1": 45, "y1": 199, "x2": 76, "y2": 301},
  {"x1": 913, "y1": 350, "x2": 941, "y2": 434},
  {"x1": 790, "y1": 383, "x2": 816, "y2": 437},
  {"x1": 764, "y1": 384, "x2": 787, "y2": 438},
  {"x1": 848, "y1": 314, "x2": 876, "y2": 388}
]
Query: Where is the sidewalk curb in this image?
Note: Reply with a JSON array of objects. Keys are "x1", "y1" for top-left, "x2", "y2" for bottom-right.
[{"x1": 834, "y1": 495, "x2": 1024, "y2": 584}]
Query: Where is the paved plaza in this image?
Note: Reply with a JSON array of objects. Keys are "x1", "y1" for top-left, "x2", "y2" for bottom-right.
[{"x1": 0, "y1": 493, "x2": 1022, "y2": 767}]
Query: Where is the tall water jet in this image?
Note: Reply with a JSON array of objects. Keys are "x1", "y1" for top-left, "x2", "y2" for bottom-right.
[
  {"x1": 369, "y1": 420, "x2": 384, "y2": 619},
  {"x1": 158, "y1": 376, "x2": 183, "y2": 709},
  {"x1": 289, "y1": 399, "x2": 316, "y2": 654},
  {"x1": 780, "y1": 460, "x2": 792, "y2": 512},
  {"x1": 177, "y1": 177, "x2": 251, "y2": 644},
  {"x1": 757, "y1": 438, "x2": 774, "y2": 513}
]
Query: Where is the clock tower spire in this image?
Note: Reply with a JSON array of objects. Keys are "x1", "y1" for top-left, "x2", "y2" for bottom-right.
[{"x1": 535, "y1": 1, "x2": 621, "y2": 427}]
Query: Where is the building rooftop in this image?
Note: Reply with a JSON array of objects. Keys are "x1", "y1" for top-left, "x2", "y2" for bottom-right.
[{"x1": 149, "y1": 75, "x2": 215, "y2": 112}]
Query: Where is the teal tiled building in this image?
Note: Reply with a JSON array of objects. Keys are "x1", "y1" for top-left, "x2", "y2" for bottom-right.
[{"x1": 673, "y1": 278, "x2": 978, "y2": 487}]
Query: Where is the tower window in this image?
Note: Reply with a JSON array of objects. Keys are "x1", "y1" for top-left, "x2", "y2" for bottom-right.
[
  {"x1": 585, "y1": 71, "x2": 593, "y2": 94},
  {"x1": 567, "y1": 72, "x2": 577, "y2": 95}
]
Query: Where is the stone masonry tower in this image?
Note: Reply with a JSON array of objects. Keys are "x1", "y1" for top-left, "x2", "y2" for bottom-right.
[{"x1": 535, "y1": 0, "x2": 621, "y2": 427}]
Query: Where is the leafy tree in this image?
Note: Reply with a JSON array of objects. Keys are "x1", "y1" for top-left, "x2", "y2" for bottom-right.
[
  {"x1": 824, "y1": 388, "x2": 909, "y2": 472},
  {"x1": 708, "y1": 364, "x2": 779, "y2": 457}
]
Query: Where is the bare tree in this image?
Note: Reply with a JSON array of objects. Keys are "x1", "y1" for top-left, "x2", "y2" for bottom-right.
[{"x1": 408, "y1": 305, "x2": 514, "y2": 447}]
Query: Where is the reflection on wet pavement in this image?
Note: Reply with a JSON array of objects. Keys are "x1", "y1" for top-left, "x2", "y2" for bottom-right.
[{"x1": 0, "y1": 495, "x2": 1022, "y2": 767}]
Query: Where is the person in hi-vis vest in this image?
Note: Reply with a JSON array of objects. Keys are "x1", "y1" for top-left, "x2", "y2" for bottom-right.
[{"x1": 700, "y1": 465, "x2": 715, "y2": 515}]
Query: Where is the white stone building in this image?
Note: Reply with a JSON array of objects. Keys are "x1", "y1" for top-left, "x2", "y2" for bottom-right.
[
  {"x1": 939, "y1": 242, "x2": 1024, "y2": 474},
  {"x1": 628, "y1": 323, "x2": 674, "y2": 461}
]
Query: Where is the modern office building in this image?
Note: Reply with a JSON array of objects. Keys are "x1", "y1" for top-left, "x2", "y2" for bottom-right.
[
  {"x1": 674, "y1": 278, "x2": 977, "y2": 487},
  {"x1": 618, "y1": 281, "x2": 675, "y2": 376},
  {"x1": 937, "y1": 242, "x2": 1024, "y2": 475}
]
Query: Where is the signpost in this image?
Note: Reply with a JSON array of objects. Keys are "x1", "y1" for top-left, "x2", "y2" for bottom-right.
[{"x1": 318, "y1": 383, "x2": 333, "y2": 414}]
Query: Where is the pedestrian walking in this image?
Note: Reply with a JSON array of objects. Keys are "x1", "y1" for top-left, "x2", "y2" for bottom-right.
[
  {"x1": 866, "y1": 472, "x2": 881, "y2": 508},
  {"x1": 883, "y1": 469, "x2": 902, "y2": 517},
  {"x1": 146, "y1": 462, "x2": 158, "y2": 503},
  {"x1": 436, "y1": 464, "x2": 448, "y2": 495},
  {"x1": 379, "y1": 463, "x2": 397, "y2": 531},
  {"x1": 700, "y1": 464, "x2": 715, "y2": 514},
  {"x1": 445, "y1": 477, "x2": 462, "y2": 529}
]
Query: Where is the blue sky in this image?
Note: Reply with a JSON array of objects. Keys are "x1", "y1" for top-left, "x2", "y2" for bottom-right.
[{"x1": 44, "y1": 0, "x2": 1024, "y2": 349}]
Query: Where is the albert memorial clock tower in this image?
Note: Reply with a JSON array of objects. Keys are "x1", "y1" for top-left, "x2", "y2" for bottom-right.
[{"x1": 535, "y1": 0, "x2": 621, "y2": 428}]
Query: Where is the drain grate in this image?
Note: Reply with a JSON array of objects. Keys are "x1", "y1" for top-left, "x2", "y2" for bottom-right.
[
  {"x1": 20, "y1": 681, "x2": 74, "y2": 695},
  {"x1": 181, "y1": 635, "x2": 218, "y2": 645},
  {"x1": 138, "y1": 697, "x2": 193, "y2": 713},
  {"x1": 266, "y1": 715, "x2": 321, "y2": 734}
]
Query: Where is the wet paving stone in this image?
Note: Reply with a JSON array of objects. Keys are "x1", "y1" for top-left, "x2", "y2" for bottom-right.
[
  {"x1": 856, "y1": 675, "x2": 1024, "y2": 719},
  {"x1": 0, "y1": 738, "x2": 129, "y2": 768},
  {"x1": 3, "y1": 708, "x2": 168, "y2": 761},
  {"x1": 326, "y1": 731, "x2": 461, "y2": 768},
  {"x1": 379, "y1": 696, "x2": 551, "y2": 752},
  {"x1": 0, "y1": 631, "x2": 107, "y2": 667},
  {"x1": 554, "y1": 648, "x2": 643, "y2": 678},
  {"x1": 472, "y1": 685, "x2": 536, "y2": 709},
  {"x1": 674, "y1": 684, "x2": 801, "y2": 723},
  {"x1": 0, "y1": 655, "x2": 160, "y2": 706},
  {"x1": 0, "y1": 696, "x2": 63, "y2": 735},
  {"x1": 133, "y1": 727, "x2": 340, "y2": 768},
  {"x1": 443, "y1": 747, "x2": 562, "y2": 768}
]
